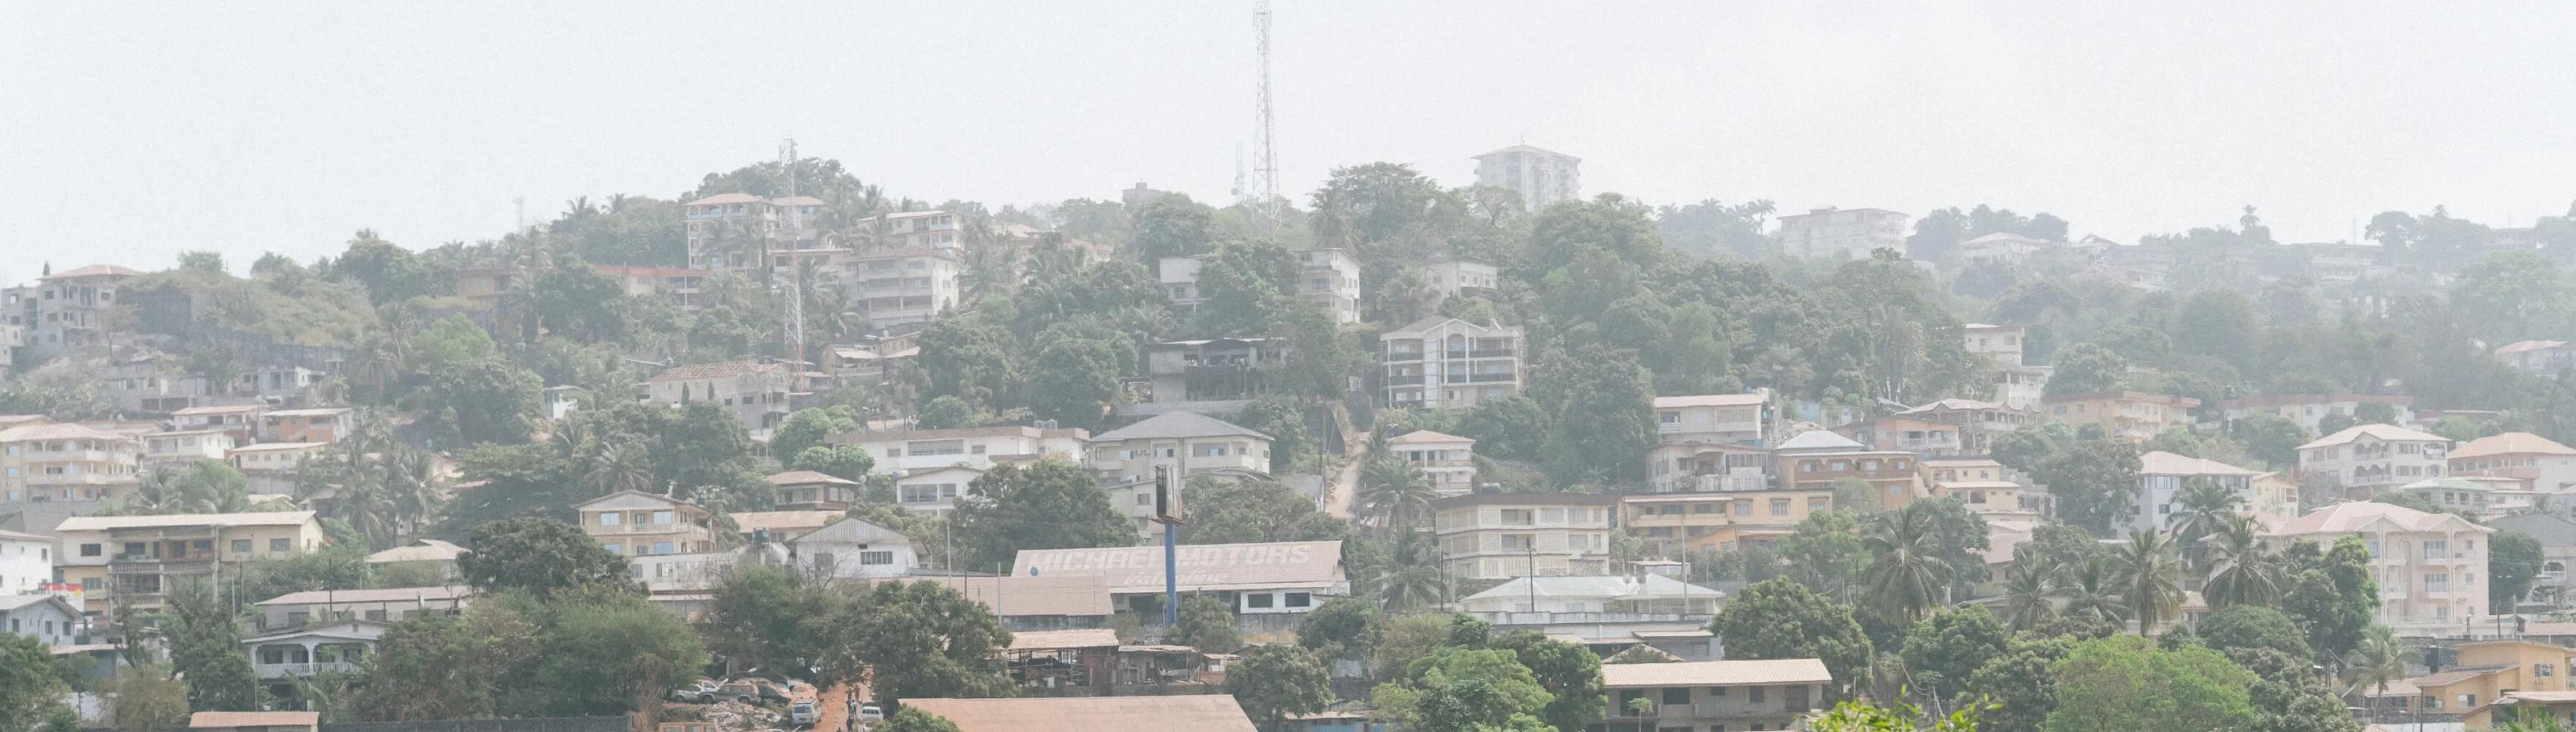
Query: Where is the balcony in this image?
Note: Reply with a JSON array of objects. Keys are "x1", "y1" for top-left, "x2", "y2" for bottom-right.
[
  {"x1": 1384, "y1": 352, "x2": 1423, "y2": 363},
  {"x1": 1386, "y1": 374, "x2": 1425, "y2": 386},
  {"x1": 1465, "y1": 373, "x2": 1517, "y2": 383},
  {"x1": 1469, "y1": 349, "x2": 1516, "y2": 359},
  {"x1": 253, "y1": 660, "x2": 362, "y2": 680}
]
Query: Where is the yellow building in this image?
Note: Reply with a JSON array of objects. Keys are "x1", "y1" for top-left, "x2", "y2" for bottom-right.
[
  {"x1": 574, "y1": 490, "x2": 719, "y2": 558},
  {"x1": 2041, "y1": 391, "x2": 2201, "y2": 441},
  {"x1": 2463, "y1": 691, "x2": 2576, "y2": 730},
  {"x1": 1431, "y1": 493, "x2": 1618, "y2": 580},
  {"x1": 53, "y1": 511, "x2": 327, "y2": 617},
  {"x1": 1622, "y1": 488, "x2": 1835, "y2": 554},
  {"x1": 0, "y1": 422, "x2": 144, "y2": 505},
  {"x1": 2408, "y1": 640, "x2": 2576, "y2": 717}
]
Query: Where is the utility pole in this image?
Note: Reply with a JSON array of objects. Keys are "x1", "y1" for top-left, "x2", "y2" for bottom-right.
[
  {"x1": 1154, "y1": 465, "x2": 1181, "y2": 627},
  {"x1": 1252, "y1": 0, "x2": 1278, "y2": 229},
  {"x1": 1525, "y1": 543, "x2": 1537, "y2": 613}
]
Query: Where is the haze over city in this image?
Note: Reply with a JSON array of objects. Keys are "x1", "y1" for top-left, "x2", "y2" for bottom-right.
[{"x1": 6, "y1": 1, "x2": 2573, "y2": 275}]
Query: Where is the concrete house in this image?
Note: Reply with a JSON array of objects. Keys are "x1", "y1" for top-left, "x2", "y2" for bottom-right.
[
  {"x1": 1298, "y1": 248, "x2": 1362, "y2": 324},
  {"x1": 0, "y1": 526, "x2": 53, "y2": 594},
  {"x1": 55, "y1": 511, "x2": 326, "y2": 616},
  {"x1": 641, "y1": 361, "x2": 792, "y2": 435},
  {"x1": 1434, "y1": 493, "x2": 1618, "y2": 580},
  {"x1": 1473, "y1": 144, "x2": 1582, "y2": 211},
  {"x1": 1380, "y1": 317, "x2": 1522, "y2": 411},
  {"x1": 1647, "y1": 393, "x2": 1773, "y2": 494},
  {"x1": 851, "y1": 246, "x2": 962, "y2": 333},
  {"x1": 252, "y1": 586, "x2": 469, "y2": 630},
  {"x1": 257, "y1": 408, "x2": 353, "y2": 445},
  {"x1": 1598, "y1": 659, "x2": 1832, "y2": 732},
  {"x1": 1087, "y1": 412, "x2": 1273, "y2": 534},
  {"x1": 574, "y1": 490, "x2": 718, "y2": 558},
  {"x1": 2133, "y1": 451, "x2": 2261, "y2": 534},
  {"x1": 2496, "y1": 340, "x2": 2576, "y2": 378},
  {"x1": 1457, "y1": 574, "x2": 1723, "y2": 621},
  {"x1": 1624, "y1": 485, "x2": 1835, "y2": 555},
  {"x1": 790, "y1": 515, "x2": 920, "y2": 579},
  {"x1": 1424, "y1": 258, "x2": 1499, "y2": 296},
  {"x1": 2268, "y1": 501, "x2": 2492, "y2": 630},
  {"x1": 1137, "y1": 337, "x2": 1287, "y2": 411},
  {"x1": 2299, "y1": 423, "x2": 2454, "y2": 496},
  {"x1": 2217, "y1": 393, "x2": 2415, "y2": 438},
  {"x1": 1772, "y1": 430, "x2": 1929, "y2": 510},
  {"x1": 2043, "y1": 391, "x2": 2200, "y2": 441},
  {"x1": 1014, "y1": 539, "x2": 1347, "y2": 617},
  {"x1": 1777, "y1": 207, "x2": 1907, "y2": 260},
  {"x1": 832, "y1": 425, "x2": 1090, "y2": 475},
  {"x1": 0, "y1": 594, "x2": 84, "y2": 647},
  {"x1": 2451, "y1": 432, "x2": 2576, "y2": 493},
  {"x1": 0, "y1": 422, "x2": 144, "y2": 506},
  {"x1": 1388, "y1": 430, "x2": 1476, "y2": 496},
  {"x1": 765, "y1": 469, "x2": 864, "y2": 511},
  {"x1": 1898, "y1": 398, "x2": 2038, "y2": 458}
]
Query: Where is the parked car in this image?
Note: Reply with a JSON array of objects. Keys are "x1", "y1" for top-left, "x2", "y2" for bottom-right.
[
  {"x1": 856, "y1": 703, "x2": 885, "y2": 722},
  {"x1": 756, "y1": 679, "x2": 796, "y2": 703},
  {"x1": 790, "y1": 702, "x2": 819, "y2": 725},
  {"x1": 668, "y1": 680, "x2": 722, "y2": 704},
  {"x1": 714, "y1": 681, "x2": 763, "y2": 704}
]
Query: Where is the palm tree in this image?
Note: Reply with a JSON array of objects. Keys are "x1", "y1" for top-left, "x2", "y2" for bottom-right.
[
  {"x1": 587, "y1": 442, "x2": 656, "y2": 496},
  {"x1": 2056, "y1": 555, "x2": 2133, "y2": 628},
  {"x1": 2116, "y1": 530, "x2": 2186, "y2": 635},
  {"x1": 2343, "y1": 625, "x2": 2408, "y2": 699},
  {"x1": 1862, "y1": 506, "x2": 1952, "y2": 624},
  {"x1": 2002, "y1": 559, "x2": 2057, "y2": 632},
  {"x1": 1355, "y1": 457, "x2": 1435, "y2": 534},
  {"x1": 2201, "y1": 514, "x2": 2283, "y2": 609},
  {"x1": 2166, "y1": 477, "x2": 2245, "y2": 567}
]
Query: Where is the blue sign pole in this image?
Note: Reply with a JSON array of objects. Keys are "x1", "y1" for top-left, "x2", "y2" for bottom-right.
[{"x1": 1163, "y1": 520, "x2": 1179, "y2": 627}]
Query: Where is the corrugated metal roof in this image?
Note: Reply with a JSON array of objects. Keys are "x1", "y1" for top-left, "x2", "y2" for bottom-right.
[
  {"x1": 901, "y1": 696, "x2": 1257, "y2": 732},
  {"x1": 1601, "y1": 658, "x2": 1832, "y2": 687},
  {"x1": 1014, "y1": 540, "x2": 1341, "y2": 595}
]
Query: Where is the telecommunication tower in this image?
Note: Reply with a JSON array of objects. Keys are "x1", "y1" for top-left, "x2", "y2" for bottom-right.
[{"x1": 1253, "y1": 0, "x2": 1278, "y2": 227}]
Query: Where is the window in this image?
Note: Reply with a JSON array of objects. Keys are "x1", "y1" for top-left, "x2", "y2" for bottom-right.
[
  {"x1": 270, "y1": 538, "x2": 291, "y2": 552},
  {"x1": 1663, "y1": 687, "x2": 1692, "y2": 704},
  {"x1": 1501, "y1": 534, "x2": 1535, "y2": 550},
  {"x1": 1247, "y1": 593, "x2": 1275, "y2": 609},
  {"x1": 1710, "y1": 686, "x2": 1726, "y2": 697},
  {"x1": 1285, "y1": 592, "x2": 1312, "y2": 608},
  {"x1": 602, "y1": 542, "x2": 624, "y2": 556},
  {"x1": 1749, "y1": 687, "x2": 1766, "y2": 703},
  {"x1": 859, "y1": 551, "x2": 894, "y2": 565},
  {"x1": 231, "y1": 539, "x2": 252, "y2": 553},
  {"x1": 1770, "y1": 498, "x2": 1790, "y2": 516},
  {"x1": 600, "y1": 512, "x2": 621, "y2": 526},
  {"x1": 2539, "y1": 663, "x2": 2556, "y2": 679},
  {"x1": 1500, "y1": 509, "x2": 1535, "y2": 526},
  {"x1": 909, "y1": 440, "x2": 965, "y2": 456},
  {"x1": 1541, "y1": 507, "x2": 1567, "y2": 523},
  {"x1": 654, "y1": 511, "x2": 675, "y2": 524},
  {"x1": 654, "y1": 542, "x2": 675, "y2": 555},
  {"x1": 79, "y1": 543, "x2": 100, "y2": 557}
]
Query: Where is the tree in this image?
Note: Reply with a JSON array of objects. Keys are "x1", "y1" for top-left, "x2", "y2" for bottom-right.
[
  {"x1": 2201, "y1": 515, "x2": 2285, "y2": 610},
  {"x1": 949, "y1": 458, "x2": 1135, "y2": 569},
  {"x1": 1536, "y1": 344, "x2": 1657, "y2": 485},
  {"x1": 1779, "y1": 510, "x2": 1872, "y2": 600},
  {"x1": 704, "y1": 564, "x2": 843, "y2": 676},
  {"x1": 1296, "y1": 597, "x2": 1383, "y2": 660},
  {"x1": 2494, "y1": 530, "x2": 2547, "y2": 610},
  {"x1": 1808, "y1": 695, "x2": 1987, "y2": 732},
  {"x1": 2034, "y1": 438, "x2": 2143, "y2": 534},
  {"x1": 353, "y1": 603, "x2": 540, "y2": 721},
  {"x1": 0, "y1": 632, "x2": 67, "y2": 732},
  {"x1": 1135, "y1": 195, "x2": 1218, "y2": 265},
  {"x1": 530, "y1": 591, "x2": 710, "y2": 716},
  {"x1": 817, "y1": 580, "x2": 1014, "y2": 706},
  {"x1": 1355, "y1": 457, "x2": 1437, "y2": 533},
  {"x1": 1862, "y1": 504, "x2": 1953, "y2": 624},
  {"x1": 1707, "y1": 578, "x2": 1871, "y2": 700},
  {"x1": 2230, "y1": 414, "x2": 2307, "y2": 469},
  {"x1": 2113, "y1": 530, "x2": 2184, "y2": 635},
  {"x1": 1457, "y1": 395, "x2": 1550, "y2": 462},
  {"x1": 1183, "y1": 477, "x2": 1346, "y2": 545},
  {"x1": 1230, "y1": 397, "x2": 1311, "y2": 474},
  {"x1": 915, "y1": 395, "x2": 976, "y2": 430},
  {"x1": 917, "y1": 318, "x2": 1023, "y2": 412},
  {"x1": 875, "y1": 710, "x2": 964, "y2": 732},
  {"x1": 165, "y1": 579, "x2": 257, "y2": 712},
  {"x1": 2044, "y1": 635, "x2": 2257, "y2": 732},
  {"x1": 1230, "y1": 644, "x2": 1334, "y2": 732},
  {"x1": 2164, "y1": 478, "x2": 2244, "y2": 556},
  {"x1": 2195, "y1": 605, "x2": 2311, "y2": 660},
  {"x1": 2045, "y1": 343, "x2": 2129, "y2": 396},
  {"x1": 1370, "y1": 647, "x2": 1553, "y2": 732},
  {"x1": 771, "y1": 406, "x2": 860, "y2": 465},
  {"x1": 1491, "y1": 631, "x2": 1606, "y2": 732},
  {"x1": 1025, "y1": 324, "x2": 1130, "y2": 430},
  {"x1": 1901, "y1": 605, "x2": 2010, "y2": 701},
  {"x1": 416, "y1": 355, "x2": 542, "y2": 446},
  {"x1": 456, "y1": 517, "x2": 637, "y2": 598},
  {"x1": 2341, "y1": 625, "x2": 2408, "y2": 698},
  {"x1": 789, "y1": 445, "x2": 876, "y2": 482},
  {"x1": 1193, "y1": 239, "x2": 1302, "y2": 335},
  {"x1": 2001, "y1": 561, "x2": 2056, "y2": 631},
  {"x1": 104, "y1": 665, "x2": 192, "y2": 732},
  {"x1": 2280, "y1": 537, "x2": 2378, "y2": 665},
  {"x1": 1169, "y1": 595, "x2": 1244, "y2": 652},
  {"x1": 1959, "y1": 637, "x2": 2072, "y2": 731}
]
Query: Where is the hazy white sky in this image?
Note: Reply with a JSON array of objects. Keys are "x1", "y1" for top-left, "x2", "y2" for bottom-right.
[{"x1": 5, "y1": 1, "x2": 2572, "y2": 283}]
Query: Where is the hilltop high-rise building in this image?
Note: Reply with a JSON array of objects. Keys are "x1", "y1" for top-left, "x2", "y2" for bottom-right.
[{"x1": 1472, "y1": 145, "x2": 1581, "y2": 212}]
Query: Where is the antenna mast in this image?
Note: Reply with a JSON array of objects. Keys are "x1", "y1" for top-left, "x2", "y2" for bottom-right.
[
  {"x1": 778, "y1": 138, "x2": 804, "y2": 385},
  {"x1": 1254, "y1": 0, "x2": 1278, "y2": 228}
]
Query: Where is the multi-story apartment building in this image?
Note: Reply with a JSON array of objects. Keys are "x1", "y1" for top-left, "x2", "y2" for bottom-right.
[
  {"x1": 5, "y1": 264, "x2": 142, "y2": 361},
  {"x1": 0, "y1": 422, "x2": 144, "y2": 505},
  {"x1": 1837, "y1": 416, "x2": 1966, "y2": 458},
  {"x1": 1772, "y1": 430, "x2": 1929, "y2": 509},
  {"x1": 2133, "y1": 451, "x2": 2261, "y2": 533},
  {"x1": 591, "y1": 265, "x2": 711, "y2": 310},
  {"x1": 171, "y1": 403, "x2": 265, "y2": 445},
  {"x1": 2406, "y1": 640, "x2": 2576, "y2": 718},
  {"x1": 2217, "y1": 393, "x2": 2416, "y2": 438},
  {"x1": 1388, "y1": 430, "x2": 1477, "y2": 496},
  {"x1": 1962, "y1": 324, "x2": 2026, "y2": 367},
  {"x1": 851, "y1": 247, "x2": 962, "y2": 334},
  {"x1": 1432, "y1": 493, "x2": 1617, "y2": 580},
  {"x1": 250, "y1": 586, "x2": 471, "y2": 631},
  {"x1": 1928, "y1": 458, "x2": 2045, "y2": 518},
  {"x1": 765, "y1": 470, "x2": 864, "y2": 512},
  {"x1": 1472, "y1": 145, "x2": 1581, "y2": 212},
  {"x1": 1654, "y1": 393, "x2": 1769, "y2": 447},
  {"x1": 0, "y1": 322, "x2": 20, "y2": 366},
  {"x1": 1952, "y1": 233, "x2": 2049, "y2": 264},
  {"x1": 258, "y1": 408, "x2": 352, "y2": 445},
  {"x1": 876, "y1": 210, "x2": 962, "y2": 251},
  {"x1": 1156, "y1": 255, "x2": 1207, "y2": 317},
  {"x1": 574, "y1": 490, "x2": 718, "y2": 558},
  {"x1": 1297, "y1": 248, "x2": 1361, "y2": 324},
  {"x1": 229, "y1": 442, "x2": 327, "y2": 494},
  {"x1": 1423, "y1": 258, "x2": 1499, "y2": 296},
  {"x1": 2496, "y1": 340, "x2": 2576, "y2": 378},
  {"x1": 2298, "y1": 423, "x2": 2453, "y2": 496},
  {"x1": 1895, "y1": 398, "x2": 2037, "y2": 455},
  {"x1": 1776, "y1": 207, "x2": 1908, "y2": 260},
  {"x1": 641, "y1": 361, "x2": 792, "y2": 435},
  {"x1": 1991, "y1": 364, "x2": 2051, "y2": 410},
  {"x1": 144, "y1": 430, "x2": 242, "y2": 474},
  {"x1": 0, "y1": 528, "x2": 53, "y2": 596},
  {"x1": 2449, "y1": 432, "x2": 2576, "y2": 493},
  {"x1": 1597, "y1": 659, "x2": 1832, "y2": 732},
  {"x1": 2043, "y1": 391, "x2": 2200, "y2": 441},
  {"x1": 1137, "y1": 337, "x2": 1286, "y2": 409},
  {"x1": 1381, "y1": 317, "x2": 1521, "y2": 411},
  {"x1": 683, "y1": 193, "x2": 826, "y2": 274},
  {"x1": 2268, "y1": 501, "x2": 2490, "y2": 628},
  {"x1": 55, "y1": 511, "x2": 326, "y2": 616},
  {"x1": 1089, "y1": 413, "x2": 1271, "y2": 535},
  {"x1": 833, "y1": 425, "x2": 1090, "y2": 475},
  {"x1": 1623, "y1": 485, "x2": 1835, "y2": 555},
  {"x1": 103, "y1": 358, "x2": 217, "y2": 414}
]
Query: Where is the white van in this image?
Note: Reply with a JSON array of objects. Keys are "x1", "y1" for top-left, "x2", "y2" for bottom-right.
[{"x1": 790, "y1": 702, "x2": 819, "y2": 726}]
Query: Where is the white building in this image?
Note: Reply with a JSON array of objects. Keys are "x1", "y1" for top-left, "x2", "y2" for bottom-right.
[
  {"x1": 1157, "y1": 255, "x2": 1207, "y2": 317},
  {"x1": 244, "y1": 621, "x2": 392, "y2": 690},
  {"x1": 1388, "y1": 430, "x2": 1476, "y2": 496},
  {"x1": 1776, "y1": 207, "x2": 1909, "y2": 260},
  {"x1": 2134, "y1": 451, "x2": 2261, "y2": 534},
  {"x1": 1297, "y1": 248, "x2": 1362, "y2": 324},
  {"x1": 1654, "y1": 393, "x2": 1770, "y2": 447},
  {"x1": 1087, "y1": 412, "x2": 1273, "y2": 535},
  {"x1": 250, "y1": 586, "x2": 471, "y2": 630},
  {"x1": 143, "y1": 430, "x2": 238, "y2": 475},
  {"x1": 0, "y1": 594, "x2": 85, "y2": 647},
  {"x1": 893, "y1": 465, "x2": 986, "y2": 515},
  {"x1": 2448, "y1": 433, "x2": 2576, "y2": 494},
  {"x1": 1952, "y1": 232, "x2": 2050, "y2": 264},
  {"x1": 2217, "y1": 394, "x2": 2416, "y2": 438},
  {"x1": 1962, "y1": 324, "x2": 2026, "y2": 368},
  {"x1": 1381, "y1": 317, "x2": 1523, "y2": 411},
  {"x1": 2269, "y1": 501, "x2": 2492, "y2": 628},
  {"x1": 6, "y1": 264, "x2": 142, "y2": 360},
  {"x1": 832, "y1": 425, "x2": 1090, "y2": 475},
  {"x1": 1423, "y1": 259, "x2": 1499, "y2": 296},
  {"x1": 1598, "y1": 659, "x2": 1833, "y2": 732},
  {"x1": 683, "y1": 193, "x2": 827, "y2": 274},
  {"x1": 1433, "y1": 493, "x2": 1620, "y2": 580},
  {"x1": 2496, "y1": 340, "x2": 2576, "y2": 378},
  {"x1": 1472, "y1": 145, "x2": 1581, "y2": 211},
  {"x1": 228, "y1": 442, "x2": 326, "y2": 495},
  {"x1": 640, "y1": 361, "x2": 792, "y2": 436},
  {"x1": 875, "y1": 210, "x2": 963, "y2": 252},
  {"x1": 789, "y1": 516, "x2": 920, "y2": 580},
  {"x1": 1013, "y1": 539, "x2": 1347, "y2": 616},
  {"x1": 2299, "y1": 424, "x2": 2455, "y2": 496},
  {"x1": 851, "y1": 247, "x2": 962, "y2": 334},
  {"x1": 1456, "y1": 574, "x2": 1723, "y2": 620},
  {"x1": 0, "y1": 528, "x2": 52, "y2": 595}
]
